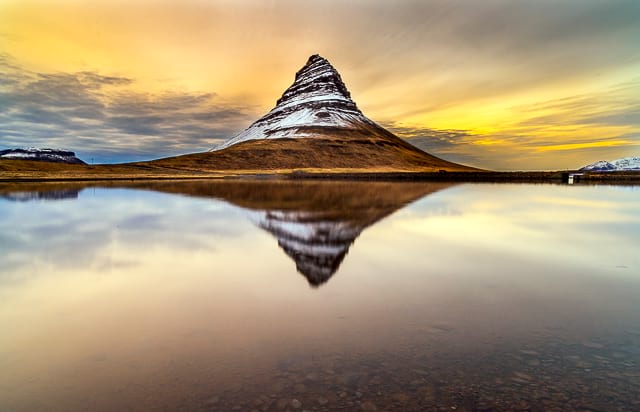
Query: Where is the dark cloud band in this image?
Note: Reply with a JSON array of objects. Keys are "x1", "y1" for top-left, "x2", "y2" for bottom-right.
[{"x1": 0, "y1": 55, "x2": 254, "y2": 163}]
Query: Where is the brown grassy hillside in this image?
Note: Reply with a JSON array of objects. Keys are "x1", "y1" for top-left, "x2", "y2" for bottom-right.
[{"x1": 142, "y1": 129, "x2": 477, "y2": 172}]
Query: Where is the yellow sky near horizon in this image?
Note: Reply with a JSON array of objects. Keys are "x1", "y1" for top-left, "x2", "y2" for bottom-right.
[{"x1": 1, "y1": 0, "x2": 639, "y2": 169}]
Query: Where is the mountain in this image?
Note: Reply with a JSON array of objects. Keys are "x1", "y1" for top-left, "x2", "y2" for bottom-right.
[
  {"x1": 144, "y1": 55, "x2": 474, "y2": 172},
  {"x1": 213, "y1": 54, "x2": 378, "y2": 151},
  {"x1": 579, "y1": 160, "x2": 617, "y2": 171},
  {"x1": 611, "y1": 157, "x2": 640, "y2": 170},
  {"x1": 0, "y1": 148, "x2": 86, "y2": 164},
  {"x1": 580, "y1": 156, "x2": 640, "y2": 171}
]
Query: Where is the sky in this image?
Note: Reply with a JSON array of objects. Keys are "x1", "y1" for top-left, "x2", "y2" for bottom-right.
[{"x1": 1, "y1": 0, "x2": 639, "y2": 170}]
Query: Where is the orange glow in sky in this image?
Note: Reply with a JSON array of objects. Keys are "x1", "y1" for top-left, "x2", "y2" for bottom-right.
[{"x1": 1, "y1": 0, "x2": 639, "y2": 169}]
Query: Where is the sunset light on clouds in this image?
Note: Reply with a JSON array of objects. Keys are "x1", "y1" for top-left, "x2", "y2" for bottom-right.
[{"x1": 1, "y1": 0, "x2": 639, "y2": 169}]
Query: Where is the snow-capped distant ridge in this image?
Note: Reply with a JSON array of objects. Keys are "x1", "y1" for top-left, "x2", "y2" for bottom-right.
[
  {"x1": 212, "y1": 54, "x2": 377, "y2": 151},
  {"x1": 580, "y1": 160, "x2": 617, "y2": 171},
  {"x1": 611, "y1": 156, "x2": 640, "y2": 170},
  {"x1": 580, "y1": 156, "x2": 640, "y2": 171},
  {"x1": 0, "y1": 147, "x2": 86, "y2": 164}
]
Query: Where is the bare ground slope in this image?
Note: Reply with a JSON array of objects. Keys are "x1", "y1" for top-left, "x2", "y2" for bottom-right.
[{"x1": 143, "y1": 127, "x2": 477, "y2": 172}]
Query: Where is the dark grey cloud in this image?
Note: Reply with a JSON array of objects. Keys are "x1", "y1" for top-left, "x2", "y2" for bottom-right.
[
  {"x1": 384, "y1": 122, "x2": 481, "y2": 165},
  {"x1": 0, "y1": 55, "x2": 254, "y2": 163}
]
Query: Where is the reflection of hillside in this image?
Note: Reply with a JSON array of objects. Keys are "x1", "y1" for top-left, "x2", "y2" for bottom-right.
[
  {"x1": 134, "y1": 180, "x2": 455, "y2": 286},
  {"x1": 0, "y1": 180, "x2": 454, "y2": 286}
]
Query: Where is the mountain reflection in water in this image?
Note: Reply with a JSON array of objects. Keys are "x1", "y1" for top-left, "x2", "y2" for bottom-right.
[
  {"x1": 0, "y1": 180, "x2": 452, "y2": 286},
  {"x1": 0, "y1": 187, "x2": 81, "y2": 202}
]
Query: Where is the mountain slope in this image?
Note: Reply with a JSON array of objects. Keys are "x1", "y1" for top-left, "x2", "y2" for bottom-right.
[
  {"x1": 146, "y1": 133, "x2": 469, "y2": 172},
  {"x1": 145, "y1": 54, "x2": 475, "y2": 172}
]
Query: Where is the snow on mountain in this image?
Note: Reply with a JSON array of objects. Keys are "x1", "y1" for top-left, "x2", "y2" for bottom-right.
[
  {"x1": 580, "y1": 156, "x2": 640, "y2": 171},
  {"x1": 580, "y1": 160, "x2": 617, "y2": 171},
  {"x1": 0, "y1": 148, "x2": 86, "y2": 164},
  {"x1": 212, "y1": 54, "x2": 378, "y2": 151},
  {"x1": 611, "y1": 156, "x2": 640, "y2": 170}
]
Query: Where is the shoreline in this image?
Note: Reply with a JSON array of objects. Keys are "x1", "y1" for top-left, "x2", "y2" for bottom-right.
[
  {"x1": 1, "y1": 170, "x2": 639, "y2": 184},
  {"x1": 2, "y1": 158, "x2": 639, "y2": 184}
]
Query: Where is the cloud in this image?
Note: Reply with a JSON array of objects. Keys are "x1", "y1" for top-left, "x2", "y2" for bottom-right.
[
  {"x1": 510, "y1": 80, "x2": 640, "y2": 130},
  {"x1": 0, "y1": 55, "x2": 255, "y2": 163},
  {"x1": 383, "y1": 122, "x2": 482, "y2": 165}
]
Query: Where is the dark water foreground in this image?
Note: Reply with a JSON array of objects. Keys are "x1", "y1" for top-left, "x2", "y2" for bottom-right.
[{"x1": 0, "y1": 181, "x2": 638, "y2": 411}]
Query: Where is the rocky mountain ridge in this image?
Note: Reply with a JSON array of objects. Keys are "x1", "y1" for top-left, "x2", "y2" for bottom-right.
[
  {"x1": 0, "y1": 148, "x2": 86, "y2": 164},
  {"x1": 580, "y1": 156, "x2": 640, "y2": 171}
]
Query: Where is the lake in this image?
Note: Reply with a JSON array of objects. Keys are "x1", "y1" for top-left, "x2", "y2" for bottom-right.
[{"x1": 1, "y1": 180, "x2": 639, "y2": 411}]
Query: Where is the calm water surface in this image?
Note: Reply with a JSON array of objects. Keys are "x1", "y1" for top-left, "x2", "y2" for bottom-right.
[{"x1": 1, "y1": 180, "x2": 639, "y2": 411}]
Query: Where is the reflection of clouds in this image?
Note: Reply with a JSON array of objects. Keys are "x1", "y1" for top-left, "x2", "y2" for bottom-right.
[
  {"x1": 93, "y1": 258, "x2": 140, "y2": 273},
  {"x1": 0, "y1": 189, "x2": 251, "y2": 285},
  {"x1": 117, "y1": 213, "x2": 165, "y2": 231},
  {"x1": 401, "y1": 200, "x2": 463, "y2": 219},
  {"x1": 391, "y1": 184, "x2": 640, "y2": 269}
]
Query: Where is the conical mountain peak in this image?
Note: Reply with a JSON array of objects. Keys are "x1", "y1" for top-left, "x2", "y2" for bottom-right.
[
  {"x1": 204, "y1": 56, "x2": 475, "y2": 173},
  {"x1": 276, "y1": 54, "x2": 354, "y2": 108},
  {"x1": 213, "y1": 54, "x2": 372, "y2": 150}
]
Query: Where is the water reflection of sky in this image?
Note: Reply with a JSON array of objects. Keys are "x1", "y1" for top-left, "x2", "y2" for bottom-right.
[
  {"x1": 391, "y1": 184, "x2": 640, "y2": 274},
  {"x1": 0, "y1": 183, "x2": 639, "y2": 411},
  {"x1": 0, "y1": 189, "x2": 253, "y2": 280}
]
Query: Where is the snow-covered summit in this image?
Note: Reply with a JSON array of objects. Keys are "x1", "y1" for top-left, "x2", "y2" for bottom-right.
[
  {"x1": 212, "y1": 54, "x2": 377, "y2": 151},
  {"x1": 580, "y1": 156, "x2": 640, "y2": 171},
  {"x1": 0, "y1": 147, "x2": 86, "y2": 164}
]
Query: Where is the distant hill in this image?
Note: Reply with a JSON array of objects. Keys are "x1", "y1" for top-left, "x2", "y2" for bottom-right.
[
  {"x1": 0, "y1": 148, "x2": 86, "y2": 164},
  {"x1": 580, "y1": 156, "x2": 640, "y2": 171}
]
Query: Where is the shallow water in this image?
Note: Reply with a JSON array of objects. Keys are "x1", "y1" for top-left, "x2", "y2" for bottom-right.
[{"x1": 1, "y1": 180, "x2": 639, "y2": 411}]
